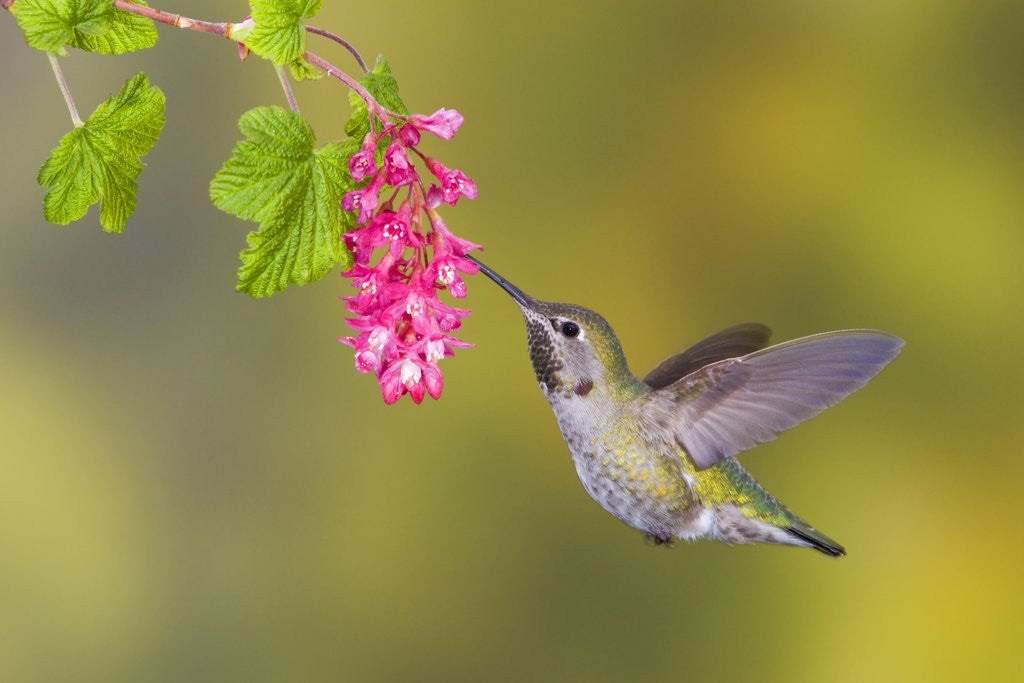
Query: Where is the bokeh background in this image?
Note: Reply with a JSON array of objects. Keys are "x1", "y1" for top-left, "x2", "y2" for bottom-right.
[{"x1": 2, "y1": 1, "x2": 1022, "y2": 681}]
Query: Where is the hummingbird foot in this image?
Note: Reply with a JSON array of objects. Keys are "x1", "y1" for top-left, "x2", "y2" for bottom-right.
[{"x1": 644, "y1": 533, "x2": 677, "y2": 548}]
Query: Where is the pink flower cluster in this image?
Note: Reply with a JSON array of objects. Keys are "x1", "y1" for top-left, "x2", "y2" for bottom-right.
[{"x1": 340, "y1": 108, "x2": 481, "y2": 404}]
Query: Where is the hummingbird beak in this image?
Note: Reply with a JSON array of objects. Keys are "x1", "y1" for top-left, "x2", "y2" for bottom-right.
[{"x1": 467, "y1": 255, "x2": 535, "y2": 309}]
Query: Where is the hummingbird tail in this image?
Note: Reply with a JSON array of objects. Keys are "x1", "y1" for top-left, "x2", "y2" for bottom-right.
[{"x1": 786, "y1": 524, "x2": 846, "y2": 557}]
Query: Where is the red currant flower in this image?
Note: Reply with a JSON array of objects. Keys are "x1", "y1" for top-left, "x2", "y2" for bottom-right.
[
  {"x1": 338, "y1": 102, "x2": 479, "y2": 404},
  {"x1": 343, "y1": 262, "x2": 391, "y2": 314},
  {"x1": 398, "y1": 123, "x2": 421, "y2": 147},
  {"x1": 430, "y1": 256, "x2": 476, "y2": 298},
  {"x1": 419, "y1": 333, "x2": 473, "y2": 362},
  {"x1": 410, "y1": 108, "x2": 464, "y2": 140},
  {"x1": 354, "y1": 349, "x2": 379, "y2": 373},
  {"x1": 349, "y1": 134, "x2": 380, "y2": 182},
  {"x1": 417, "y1": 357, "x2": 444, "y2": 400},
  {"x1": 342, "y1": 173, "x2": 386, "y2": 225},
  {"x1": 379, "y1": 360, "x2": 413, "y2": 404},
  {"x1": 384, "y1": 143, "x2": 417, "y2": 187},
  {"x1": 384, "y1": 285, "x2": 434, "y2": 336},
  {"x1": 431, "y1": 214, "x2": 483, "y2": 256},
  {"x1": 348, "y1": 207, "x2": 420, "y2": 263},
  {"x1": 425, "y1": 185, "x2": 443, "y2": 209},
  {"x1": 425, "y1": 158, "x2": 478, "y2": 205}
]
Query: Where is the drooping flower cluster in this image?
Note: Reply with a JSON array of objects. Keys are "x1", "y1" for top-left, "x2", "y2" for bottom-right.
[{"x1": 339, "y1": 107, "x2": 481, "y2": 404}]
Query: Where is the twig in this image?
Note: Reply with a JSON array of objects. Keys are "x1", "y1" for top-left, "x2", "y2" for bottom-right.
[
  {"x1": 305, "y1": 25, "x2": 368, "y2": 74},
  {"x1": 113, "y1": 0, "x2": 232, "y2": 38},
  {"x1": 275, "y1": 64, "x2": 300, "y2": 113},
  {"x1": 47, "y1": 53, "x2": 83, "y2": 127},
  {"x1": 303, "y1": 51, "x2": 392, "y2": 125},
  {"x1": 110, "y1": 2, "x2": 389, "y2": 123}
]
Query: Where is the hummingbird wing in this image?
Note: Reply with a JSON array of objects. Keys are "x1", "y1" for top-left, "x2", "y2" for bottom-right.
[
  {"x1": 645, "y1": 330, "x2": 904, "y2": 470},
  {"x1": 642, "y1": 323, "x2": 772, "y2": 390}
]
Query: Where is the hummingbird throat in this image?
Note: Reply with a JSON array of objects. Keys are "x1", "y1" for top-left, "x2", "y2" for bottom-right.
[{"x1": 525, "y1": 315, "x2": 565, "y2": 393}]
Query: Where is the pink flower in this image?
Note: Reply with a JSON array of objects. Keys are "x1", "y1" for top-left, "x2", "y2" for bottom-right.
[
  {"x1": 354, "y1": 349, "x2": 378, "y2": 373},
  {"x1": 398, "y1": 123, "x2": 421, "y2": 147},
  {"x1": 379, "y1": 360, "x2": 410, "y2": 404},
  {"x1": 429, "y1": 254, "x2": 479, "y2": 298},
  {"x1": 384, "y1": 143, "x2": 417, "y2": 187},
  {"x1": 336, "y1": 103, "x2": 481, "y2": 405},
  {"x1": 342, "y1": 318, "x2": 399, "y2": 361},
  {"x1": 379, "y1": 356, "x2": 436, "y2": 404},
  {"x1": 348, "y1": 208, "x2": 420, "y2": 262},
  {"x1": 342, "y1": 173, "x2": 385, "y2": 225},
  {"x1": 400, "y1": 359, "x2": 427, "y2": 403},
  {"x1": 433, "y1": 301, "x2": 471, "y2": 332},
  {"x1": 348, "y1": 134, "x2": 379, "y2": 182},
  {"x1": 385, "y1": 286, "x2": 434, "y2": 336},
  {"x1": 426, "y1": 158, "x2": 477, "y2": 205},
  {"x1": 348, "y1": 150, "x2": 377, "y2": 182},
  {"x1": 432, "y1": 214, "x2": 483, "y2": 257},
  {"x1": 422, "y1": 337, "x2": 447, "y2": 363},
  {"x1": 341, "y1": 189, "x2": 376, "y2": 225},
  {"x1": 419, "y1": 359, "x2": 444, "y2": 400},
  {"x1": 425, "y1": 185, "x2": 443, "y2": 209},
  {"x1": 418, "y1": 333, "x2": 473, "y2": 362},
  {"x1": 410, "y1": 108, "x2": 464, "y2": 140},
  {"x1": 345, "y1": 266, "x2": 389, "y2": 313},
  {"x1": 366, "y1": 325, "x2": 396, "y2": 356}
]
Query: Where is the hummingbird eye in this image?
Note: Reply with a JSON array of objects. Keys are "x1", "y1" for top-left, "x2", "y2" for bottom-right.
[{"x1": 561, "y1": 321, "x2": 581, "y2": 338}]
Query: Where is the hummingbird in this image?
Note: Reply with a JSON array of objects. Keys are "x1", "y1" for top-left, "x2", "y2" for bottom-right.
[{"x1": 470, "y1": 256, "x2": 903, "y2": 556}]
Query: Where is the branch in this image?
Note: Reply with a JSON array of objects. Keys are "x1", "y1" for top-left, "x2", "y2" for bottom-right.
[
  {"x1": 275, "y1": 64, "x2": 300, "y2": 113},
  {"x1": 114, "y1": 1, "x2": 233, "y2": 38},
  {"x1": 110, "y1": 2, "x2": 390, "y2": 125},
  {"x1": 303, "y1": 51, "x2": 392, "y2": 125},
  {"x1": 47, "y1": 52, "x2": 83, "y2": 127},
  {"x1": 305, "y1": 25, "x2": 368, "y2": 74}
]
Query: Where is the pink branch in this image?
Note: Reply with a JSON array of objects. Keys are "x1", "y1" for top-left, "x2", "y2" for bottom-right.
[
  {"x1": 306, "y1": 25, "x2": 369, "y2": 74},
  {"x1": 114, "y1": 1, "x2": 232, "y2": 37},
  {"x1": 303, "y1": 51, "x2": 392, "y2": 126}
]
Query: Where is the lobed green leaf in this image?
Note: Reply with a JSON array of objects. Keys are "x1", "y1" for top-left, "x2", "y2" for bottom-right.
[
  {"x1": 210, "y1": 106, "x2": 357, "y2": 298},
  {"x1": 14, "y1": 0, "x2": 157, "y2": 55},
  {"x1": 37, "y1": 72, "x2": 166, "y2": 233},
  {"x1": 245, "y1": 0, "x2": 322, "y2": 66}
]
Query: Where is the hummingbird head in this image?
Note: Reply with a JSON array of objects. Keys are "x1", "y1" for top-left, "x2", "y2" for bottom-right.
[{"x1": 471, "y1": 257, "x2": 636, "y2": 398}]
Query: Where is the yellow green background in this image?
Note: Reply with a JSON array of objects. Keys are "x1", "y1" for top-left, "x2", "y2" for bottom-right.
[{"x1": 1, "y1": 1, "x2": 1021, "y2": 680}]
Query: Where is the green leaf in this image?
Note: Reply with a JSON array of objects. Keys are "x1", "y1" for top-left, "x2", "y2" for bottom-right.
[
  {"x1": 245, "y1": 0, "x2": 322, "y2": 66},
  {"x1": 344, "y1": 56, "x2": 409, "y2": 140},
  {"x1": 210, "y1": 106, "x2": 357, "y2": 298},
  {"x1": 38, "y1": 72, "x2": 166, "y2": 233},
  {"x1": 14, "y1": 0, "x2": 108, "y2": 55},
  {"x1": 14, "y1": 0, "x2": 157, "y2": 56},
  {"x1": 289, "y1": 55, "x2": 324, "y2": 82},
  {"x1": 70, "y1": 2, "x2": 158, "y2": 55}
]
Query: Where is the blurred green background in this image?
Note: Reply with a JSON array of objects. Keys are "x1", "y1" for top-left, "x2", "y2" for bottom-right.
[{"x1": 2, "y1": 1, "x2": 1022, "y2": 681}]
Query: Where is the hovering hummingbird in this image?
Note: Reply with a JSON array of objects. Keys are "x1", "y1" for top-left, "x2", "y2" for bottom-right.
[{"x1": 470, "y1": 257, "x2": 903, "y2": 556}]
